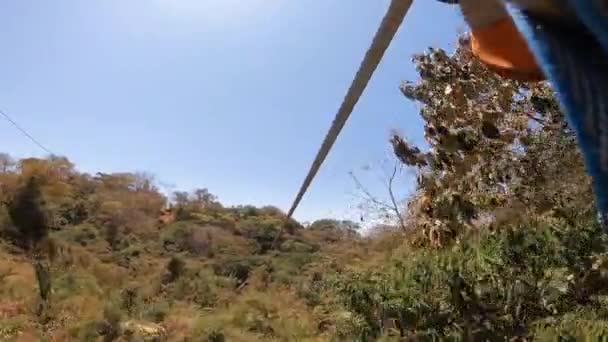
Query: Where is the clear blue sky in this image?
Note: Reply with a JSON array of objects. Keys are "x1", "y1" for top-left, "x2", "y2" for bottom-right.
[{"x1": 0, "y1": 1, "x2": 462, "y2": 223}]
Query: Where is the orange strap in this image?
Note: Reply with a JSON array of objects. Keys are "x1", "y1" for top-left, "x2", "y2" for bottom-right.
[{"x1": 470, "y1": 16, "x2": 545, "y2": 82}]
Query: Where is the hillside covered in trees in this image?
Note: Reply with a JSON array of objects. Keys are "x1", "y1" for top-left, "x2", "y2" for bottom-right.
[{"x1": 3, "y1": 38, "x2": 608, "y2": 341}]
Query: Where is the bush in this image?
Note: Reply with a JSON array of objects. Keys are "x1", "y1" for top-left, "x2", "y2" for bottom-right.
[
  {"x1": 330, "y1": 218, "x2": 608, "y2": 340},
  {"x1": 54, "y1": 272, "x2": 102, "y2": 300},
  {"x1": 0, "y1": 205, "x2": 12, "y2": 237},
  {"x1": 170, "y1": 269, "x2": 221, "y2": 308},
  {"x1": 206, "y1": 329, "x2": 226, "y2": 342},
  {"x1": 236, "y1": 217, "x2": 283, "y2": 254},
  {"x1": 270, "y1": 253, "x2": 316, "y2": 285},
  {"x1": 54, "y1": 223, "x2": 98, "y2": 247},
  {"x1": 113, "y1": 242, "x2": 145, "y2": 268},
  {"x1": 0, "y1": 317, "x2": 27, "y2": 340},
  {"x1": 143, "y1": 300, "x2": 170, "y2": 323},
  {"x1": 166, "y1": 256, "x2": 185, "y2": 283},
  {"x1": 212, "y1": 257, "x2": 262, "y2": 286},
  {"x1": 279, "y1": 239, "x2": 318, "y2": 253},
  {"x1": 101, "y1": 302, "x2": 123, "y2": 341},
  {"x1": 161, "y1": 222, "x2": 213, "y2": 256},
  {"x1": 69, "y1": 320, "x2": 101, "y2": 342},
  {"x1": 531, "y1": 311, "x2": 608, "y2": 340},
  {"x1": 120, "y1": 285, "x2": 140, "y2": 316}
]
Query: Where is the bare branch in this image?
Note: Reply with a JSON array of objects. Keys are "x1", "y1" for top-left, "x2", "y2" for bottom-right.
[
  {"x1": 349, "y1": 163, "x2": 407, "y2": 232},
  {"x1": 348, "y1": 172, "x2": 395, "y2": 211},
  {"x1": 387, "y1": 162, "x2": 407, "y2": 232}
]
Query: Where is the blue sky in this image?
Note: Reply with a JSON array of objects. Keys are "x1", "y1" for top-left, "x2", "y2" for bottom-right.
[{"x1": 0, "y1": 1, "x2": 463, "y2": 223}]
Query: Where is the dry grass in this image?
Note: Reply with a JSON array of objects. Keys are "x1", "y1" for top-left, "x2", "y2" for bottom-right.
[
  {"x1": 0, "y1": 255, "x2": 36, "y2": 302},
  {"x1": 163, "y1": 305, "x2": 199, "y2": 341},
  {"x1": 189, "y1": 286, "x2": 320, "y2": 341}
]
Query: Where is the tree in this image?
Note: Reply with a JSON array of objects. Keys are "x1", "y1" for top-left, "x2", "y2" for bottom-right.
[
  {"x1": 7, "y1": 176, "x2": 49, "y2": 250},
  {"x1": 193, "y1": 188, "x2": 216, "y2": 206},
  {"x1": 6, "y1": 176, "x2": 53, "y2": 319},
  {"x1": 132, "y1": 171, "x2": 157, "y2": 192},
  {"x1": 172, "y1": 191, "x2": 193, "y2": 221},
  {"x1": 19, "y1": 156, "x2": 74, "y2": 182},
  {"x1": 393, "y1": 36, "x2": 591, "y2": 246},
  {"x1": 173, "y1": 191, "x2": 189, "y2": 206},
  {"x1": 95, "y1": 172, "x2": 135, "y2": 191}
]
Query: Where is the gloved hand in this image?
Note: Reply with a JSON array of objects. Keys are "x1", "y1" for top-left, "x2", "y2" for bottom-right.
[{"x1": 442, "y1": 0, "x2": 545, "y2": 81}]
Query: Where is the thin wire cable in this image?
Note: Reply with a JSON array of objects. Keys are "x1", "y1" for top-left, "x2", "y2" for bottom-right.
[
  {"x1": 285, "y1": 0, "x2": 413, "y2": 219},
  {"x1": 0, "y1": 108, "x2": 54, "y2": 155},
  {"x1": 272, "y1": 0, "x2": 414, "y2": 248}
]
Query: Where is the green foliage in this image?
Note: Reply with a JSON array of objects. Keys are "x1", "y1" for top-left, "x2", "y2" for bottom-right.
[
  {"x1": 279, "y1": 238, "x2": 318, "y2": 253},
  {"x1": 54, "y1": 223, "x2": 98, "y2": 246},
  {"x1": 172, "y1": 188, "x2": 220, "y2": 221},
  {"x1": 393, "y1": 38, "x2": 590, "y2": 247},
  {"x1": 161, "y1": 221, "x2": 213, "y2": 256},
  {"x1": 309, "y1": 219, "x2": 361, "y2": 232},
  {"x1": 236, "y1": 216, "x2": 283, "y2": 253},
  {"x1": 213, "y1": 257, "x2": 261, "y2": 286},
  {"x1": 0, "y1": 317, "x2": 27, "y2": 340},
  {"x1": 53, "y1": 271, "x2": 103, "y2": 300},
  {"x1": 170, "y1": 269, "x2": 222, "y2": 307},
  {"x1": 206, "y1": 329, "x2": 226, "y2": 342},
  {"x1": 532, "y1": 312, "x2": 608, "y2": 340},
  {"x1": 120, "y1": 285, "x2": 139, "y2": 315},
  {"x1": 69, "y1": 320, "x2": 101, "y2": 342},
  {"x1": 270, "y1": 252, "x2": 316, "y2": 285},
  {"x1": 166, "y1": 256, "x2": 185, "y2": 282},
  {"x1": 0, "y1": 154, "x2": 328, "y2": 340},
  {"x1": 101, "y1": 302, "x2": 123, "y2": 341},
  {"x1": 143, "y1": 300, "x2": 170, "y2": 323},
  {"x1": 6, "y1": 176, "x2": 49, "y2": 250},
  {"x1": 331, "y1": 219, "x2": 608, "y2": 340}
]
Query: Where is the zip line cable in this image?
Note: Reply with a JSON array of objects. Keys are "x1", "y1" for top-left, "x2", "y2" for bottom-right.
[
  {"x1": 0, "y1": 108, "x2": 54, "y2": 155},
  {"x1": 285, "y1": 0, "x2": 413, "y2": 219},
  {"x1": 273, "y1": 0, "x2": 413, "y2": 248}
]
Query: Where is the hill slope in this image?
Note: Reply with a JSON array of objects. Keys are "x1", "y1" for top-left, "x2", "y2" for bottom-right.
[{"x1": 3, "y1": 38, "x2": 608, "y2": 341}]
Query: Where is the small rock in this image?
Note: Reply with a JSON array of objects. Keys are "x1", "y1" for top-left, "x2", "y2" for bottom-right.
[{"x1": 120, "y1": 320, "x2": 167, "y2": 341}]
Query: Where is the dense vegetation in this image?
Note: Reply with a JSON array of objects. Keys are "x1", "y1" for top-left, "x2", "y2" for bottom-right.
[{"x1": 2, "y1": 37, "x2": 608, "y2": 341}]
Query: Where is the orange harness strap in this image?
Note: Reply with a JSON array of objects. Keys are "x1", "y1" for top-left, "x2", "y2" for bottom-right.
[{"x1": 470, "y1": 16, "x2": 545, "y2": 82}]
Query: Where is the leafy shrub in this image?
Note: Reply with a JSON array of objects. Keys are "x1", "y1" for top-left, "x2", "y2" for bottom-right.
[
  {"x1": 143, "y1": 300, "x2": 170, "y2": 323},
  {"x1": 54, "y1": 223, "x2": 98, "y2": 246},
  {"x1": 270, "y1": 253, "x2": 316, "y2": 285},
  {"x1": 161, "y1": 222, "x2": 213, "y2": 256},
  {"x1": 331, "y1": 218, "x2": 608, "y2": 340},
  {"x1": 53, "y1": 272, "x2": 103, "y2": 300},
  {"x1": 0, "y1": 317, "x2": 27, "y2": 340},
  {"x1": 279, "y1": 239, "x2": 318, "y2": 253},
  {"x1": 170, "y1": 269, "x2": 221, "y2": 308},
  {"x1": 69, "y1": 320, "x2": 101, "y2": 342},
  {"x1": 112, "y1": 241, "x2": 146, "y2": 268},
  {"x1": 212, "y1": 257, "x2": 261, "y2": 286},
  {"x1": 236, "y1": 217, "x2": 283, "y2": 254},
  {"x1": 206, "y1": 329, "x2": 226, "y2": 342},
  {"x1": 166, "y1": 256, "x2": 185, "y2": 283},
  {"x1": 120, "y1": 285, "x2": 140, "y2": 316},
  {"x1": 101, "y1": 302, "x2": 123, "y2": 341}
]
